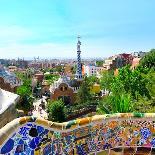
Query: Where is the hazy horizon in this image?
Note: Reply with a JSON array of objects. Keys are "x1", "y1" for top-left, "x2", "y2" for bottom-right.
[{"x1": 0, "y1": 56, "x2": 106, "y2": 61}]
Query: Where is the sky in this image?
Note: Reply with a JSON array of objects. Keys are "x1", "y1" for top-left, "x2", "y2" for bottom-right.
[{"x1": 0, "y1": 0, "x2": 155, "y2": 59}]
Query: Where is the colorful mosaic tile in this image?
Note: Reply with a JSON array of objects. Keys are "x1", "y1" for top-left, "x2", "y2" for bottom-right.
[{"x1": 1, "y1": 114, "x2": 155, "y2": 154}]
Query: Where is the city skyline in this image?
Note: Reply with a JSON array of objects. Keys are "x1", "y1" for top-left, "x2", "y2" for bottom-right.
[{"x1": 0, "y1": 0, "x2": 155, "y2": 58}]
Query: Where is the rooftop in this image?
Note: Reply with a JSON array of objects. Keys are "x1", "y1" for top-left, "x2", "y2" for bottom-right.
[
  {"x1": 0, "y1": 89, "x2": 19, "y2": 114},
  {"x1": 0, "y1": 65, "x2": 21, "y2": 87}
]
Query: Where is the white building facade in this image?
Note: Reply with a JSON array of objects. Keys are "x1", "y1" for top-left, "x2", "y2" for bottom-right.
[{"x1": 83, "y1": 65, "x2": 105, "y2": 76}]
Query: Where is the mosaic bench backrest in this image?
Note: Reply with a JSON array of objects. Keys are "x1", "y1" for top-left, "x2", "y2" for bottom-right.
[{"x1": 1, "y1": 113, "x2": 155, "y2": 154}]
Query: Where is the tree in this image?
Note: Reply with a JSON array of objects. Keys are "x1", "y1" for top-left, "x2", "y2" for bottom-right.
[
  {"x1": 76, "y1": 77, "x2": 93, "y2": 105},
  {"x1": 45, "y1": 74, "x2": 59, "y2": 85},
  {"x1": 16, "y1": 85, "x2": 31, "y2": 96},
  {"x1": 145, "y1": 69, "x2": 155, "y2": 97},
  {"x1": 115, "y1": 65, "x2": 150, "y2": 99},
  {"x1": 140, "y1": 49, "x2": 155, "y2": 70},
  {"x1": 133, "y1": 69, "x2": 155, "y2": 112},
  {"x1": 16, "y1": 85, "x2": 33, "y2": 112},
  {"x1": 55, "y1": 65, "x2": 63, "y2": 73},
  {"x1": 44, "y1": 74, "x2": 59, "y2": 84},
  {"x1": 87, "y1": 75, "x2": 99, "y2": 85},
  {"x1": 99, "y1": 70, "x2": 133, "y2": 114},
  {"x1": 100, "y1": 70, "x2": 114, "y2": 94},
  {"x1": 98, "y1": 65, "x2": 153, "y2": 114},
  {"x1": 47, "y1": 100, "x2": 66, "y2": 122},
  {"x1": 96, "y1": 60, "x2": 104, "y2": 67},
  {"x1": 15, "y1": 71, "x2": 34, "y2": 112},
  {"x1": 71, "y1": 65, "x2": 77, "y2": 74}
]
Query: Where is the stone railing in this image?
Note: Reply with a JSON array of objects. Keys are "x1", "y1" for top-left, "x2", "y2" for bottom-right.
[{"x1": 1, "y1": 113, "x2": 155, "y2": 154}]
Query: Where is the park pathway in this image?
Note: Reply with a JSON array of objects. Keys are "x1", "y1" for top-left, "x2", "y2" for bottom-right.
[{"x1": 32, "y1": 98, "x2": 48, "y2": 119}]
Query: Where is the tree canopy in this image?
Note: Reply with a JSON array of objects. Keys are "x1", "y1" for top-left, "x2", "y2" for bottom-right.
[
  {"x1": 99, "y1": 65, "x2": 153, "y2": 114},
  {"x1": 15, "y1": 71, "x2": 33, "y2": 112},
  {"x1": 115, "y1": 65, "x2": 150, "y2": 99},
  {"x1": 44, "y1": 74, "x2": 59, "y2": 84},
  {"x1": 96, "y1": 60, "x2": 104, "y2": 67},
  {"x1": 76, "y1": 77, "x2": 92, "y2": 105},
  {"x1": 100, "y1": 70, "x2": 114, "y2": 92},
  {"x1": 47, "y1": 100, "x2": 66, "y2": 122},
  {"x1": 75, "y1": 76, "x2": 100, "y2": 106},
  {"x1": 140, "y1": 49, "x2": 155, "y2": 70}
]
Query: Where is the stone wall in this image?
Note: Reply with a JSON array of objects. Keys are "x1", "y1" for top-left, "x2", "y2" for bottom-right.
[
  {"x1": 0, "y1": 103, "x2": 17, "y2": 129},
  {"x1": 1, "y1": 113, "x2": 155, "y2": 154}
]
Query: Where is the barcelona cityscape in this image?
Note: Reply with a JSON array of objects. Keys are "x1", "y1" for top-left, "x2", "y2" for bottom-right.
[{"x1": 0, "y1": 0, "x2": 155, "y2": 155}]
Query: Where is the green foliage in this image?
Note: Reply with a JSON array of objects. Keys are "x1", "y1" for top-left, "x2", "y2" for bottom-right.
[
  {"x1": 71, "y1": 65, "x2": 77, "y2": 74},
  {"x1": 110, "y1": 93, "x2": 133, "y2": 113},
  {"x1": 97, "y1": 97, "x2": 111, "y2": 114},
  {"x1": 99, "y1": 64, "x2": 155, "y2": 114},
  {"x1": 145, "y1": 70, "x2": 155, "y2": 97},
  {"x1": 96, "y1": 60, "x2": 104, "y2": 67},
  {"x1": 15, "y1": 71, "x2": 26, "y2": 80},
  {"x1": 133, "y1": 94, "x2": 155, "y2": 113},
  {"x1": 98, "y1": 50, "x2": 155, "y2": 114},
  {"x1": 100, "y1": 70, "x2": 114, "y2": 92},
  {"x1": 133, "y1": 70, "x2": 155, "y2": 112},
  {"x1": 116, "y1": 65, "x2": 150, "y2": 99},
  {"x1": 15, "y1": 71, "x2": 33, "y2": 112},
  {"x1": 98, "y1": 92, "x2": 133, "y2": 113},
  {"x1": 75, "y1": 76, "x2": 100, "y2": 106},
  {"x1": 16, "y1": 95, "x2": 33, "y2": 112},
  {"x1": 47, "y1": 100, "x2": 66, "y2": 122},
  {"x1": 87, "y1": 75, "x2": 99, "y2": 85},
  {"x1": 16, "y1": 71, "x2": 32, "y2": 97},
  {"x1": 15, "y1": 71, "x2": 32, "y2": 87},
  {"x1": 16, "y1": 84, "x2": 33, "y2": 112},
  {"x1": 140, "y1": 49, "x2": 155, "y2": 70},
  {"x1": 44, "y1": 66, "x2": 63, "y2": 74},
  {"x1": 45, "y1": 74, "x2": 59, "y2": 80},
  {"x1": 44, "y1": 74, "x2": 59, "y2": 84},
  {"x1": 16, "y1": 85, "x2": 31, "y2": 96},
  {"x1": 55, "y1": 65, "x2": 63, "y2": 72},
  {"x1": 76, "y1": 77, "x2": 94, "y2": 105}
]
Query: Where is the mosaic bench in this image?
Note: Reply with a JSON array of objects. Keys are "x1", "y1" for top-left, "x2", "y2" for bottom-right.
[{"x1": 1, "y1": 113, "x2": 155, "y2": 154}]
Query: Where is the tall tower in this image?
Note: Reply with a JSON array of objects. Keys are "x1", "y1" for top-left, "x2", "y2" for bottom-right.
[{"x1": 75, "y1": 36, "x2": 83, "y2": 80}]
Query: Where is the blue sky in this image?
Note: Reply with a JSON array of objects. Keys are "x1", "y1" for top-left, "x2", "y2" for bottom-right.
[{"x1": 0, "y1": 0, "x2": 155, "y2": 59}]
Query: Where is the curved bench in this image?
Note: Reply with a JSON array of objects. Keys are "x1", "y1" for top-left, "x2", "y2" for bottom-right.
[{"x1": 1, "y1": 113, "x2": 155, "y2": 154}]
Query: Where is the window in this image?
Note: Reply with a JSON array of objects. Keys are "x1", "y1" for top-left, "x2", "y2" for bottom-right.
[{"x1": 60, "y1": 86, "x2": 67, "y2": 91}]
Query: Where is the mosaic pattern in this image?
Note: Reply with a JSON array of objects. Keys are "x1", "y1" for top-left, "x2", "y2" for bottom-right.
[
  {"x1": 1, "y1": 113, "x2": 155, "y2": 154},
  {"x1": 76, "y1": 36, "x2": 82, "y2": 80},
  {"x1": 0, "y1": 66, "x2": 21, "y2": 87}
]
